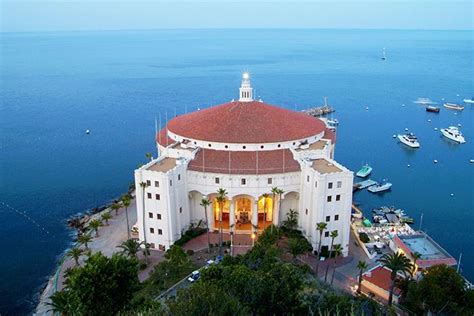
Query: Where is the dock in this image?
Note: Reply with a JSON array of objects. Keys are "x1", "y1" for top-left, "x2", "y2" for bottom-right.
[
  {"x1": 302, "y1": 105, "x2": 335, "y2": 117},
  {"x1": 353, "y1": 179, "x2": 377, "y2": 191}
]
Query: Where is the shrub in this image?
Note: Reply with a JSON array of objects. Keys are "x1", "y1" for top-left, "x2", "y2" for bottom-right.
[
  {"x1": 186, "y1": 249, "x2": 194, "y2": 256},
  {"x1": 359, "y1": 232, "x2": 370, "y2": 243}
]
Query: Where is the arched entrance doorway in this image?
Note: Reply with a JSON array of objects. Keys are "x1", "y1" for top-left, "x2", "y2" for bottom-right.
[
  {"x1": 234, "y1": 197, "x2": 252, "y2": 231},
  {"x1": 212, "y1": 197, "x2": 230, "y2": 231}
]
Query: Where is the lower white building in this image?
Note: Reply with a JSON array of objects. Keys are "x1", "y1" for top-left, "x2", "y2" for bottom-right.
[{"x1": 134, "y1": 73, "x2": 353, "y2": 256}]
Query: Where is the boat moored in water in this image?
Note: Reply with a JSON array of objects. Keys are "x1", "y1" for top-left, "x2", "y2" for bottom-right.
[
  {"x1": 463, "y1": 98, "x2": 474, "y2": 104},
  {"x1": 398, "y1": 133, "x2": 420, "y2": 148},
  {"x1": 413, "y1": 98, "x2": 437, "y2": 105},
  {"x1": 443, "y1": 102, "x2": 464, "y2": 111},
  {"x1": 368, "y1": 181, "x2": 392, "y2": 193},
  {"x1": 441, "y1": 126, "x2": 466, "y2": 144},
  {"x1": 356, "y1": 164, "x2": 373, "y2": 178},
  {"x1": 426, "y1": 105, "x2": 440, "y2": 113}
]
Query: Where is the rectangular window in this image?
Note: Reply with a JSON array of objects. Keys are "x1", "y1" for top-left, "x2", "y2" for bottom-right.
[
  {"x1": 328, "y1": 182, "x2": 333, "y2": 189},
  {"x1": 337, "y1": 181, "x2": 342, "y2": 188},
  {"x1": 305, "y1": 209, "x2": 308, "y2": 215},
  {"x1": 147, "y1": 193, "x2": 152, "y2": 199},
  {"x1": 159, "y1": 244, "x2": 166, "y2": 251},
  {"x1": 215, "y1": 177, "x2": 220, "y2": 184},
  {"x1": 150, "y1": 227, "x2": 154, "y2": 234},
  {"x1": 335, "y1": 215, "x2": 339, "y2": 221},
  {"x1": 170, "y1": 180, "x2": 172, "y2": 186},
  {"x1": 155, "y1": 181, "x2": 159, "y2": 187},
  {"x1": 267, "y1": 178, "x2": 272, "y2": 185},
  {"x1": 150, "y1": 243, "x2": 156, "y2": 249},
  {"x1": 148, "y1": 212, "x2": 153, "y2": 218},
  {"x1": 146, "y1": 180, "x2": 151, "y2": 186},
  {"x1": 326, "y1": 215, "x2": 330, "y2": 222},
  {"x1": 336, "y1": 194, "x2": 341, "y2": 201},
  {"x1": 307, "y1": 175, "x2": 310, "y2": 182},
  {"x1": 241, "y1": 178, "x2": 246, "y2": 185},
  {"x1": 179, "y1": 207, "x2": 182, "y2": 213},
  {"x1": 178, "y1": 174, "x2": 181, "y2": 181},
  {"x1": 325, "y1": 231, "x2": 329, "y2": 237},
  {"x1": 315, "y1": 181, "x2": 318, "y2": 188},
  {"x1": 156, "y1": 194, "x2": 160, "y2": 200},
  {"x1": 327, "y1": 195, "x2": 332, "y2": 202},
  {"x1": 158, "y1": 229, "x2": 163, "y2": 235},
  {"x1": 157, "y1": 213, "x2": 162, "y2": 220}
]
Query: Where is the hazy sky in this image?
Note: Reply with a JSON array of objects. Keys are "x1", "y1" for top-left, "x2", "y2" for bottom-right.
[{"x1": 1, "y1": 0, "x2": 473, "y2": 32}]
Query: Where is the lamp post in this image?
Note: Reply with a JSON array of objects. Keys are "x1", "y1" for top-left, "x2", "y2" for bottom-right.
[
  {"x1": 230, "y1": 230, "x2": 234, "y2": 256},
  {"x1": 251, "y1": 232, "x2": 256, "y2": 247}
]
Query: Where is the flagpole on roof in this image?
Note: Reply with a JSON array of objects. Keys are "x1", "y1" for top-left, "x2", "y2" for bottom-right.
[{"x1": 165, "y1": 111, "x2": 168, "y2": 147}]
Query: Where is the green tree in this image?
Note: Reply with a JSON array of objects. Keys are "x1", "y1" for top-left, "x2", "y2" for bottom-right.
[
  {"x1": 315, "y1": 221, "x2": 328, "y2": 276},
  {"x1": 283, "y1": 209, "x2": 298, "y2": 230},
  {"x1": 330, "y1": 244, "x2": 343, "y2": 285},
  {"x1": 216, "y1": 188, "x2": 228, "y2": 255},
  {"x1": 139, "y1": 181, "x2": 149, "y2": 265},
  {"x1": 324, "y1": 230, "x2": 338, "y2": 282},
  {"x1": 118, "y1": 239, "x2": 142, "y2": 259},
  {"x1": 356, "y1": 260, "x2": 369, "y2": 294},
  {"x1": 199, "y1": 197, "x2": 212, "y2": 253},
  {"x1": 101, "y1": 212, "x2": 112, "y2": 225},
  {"x1": 271, "y1": 187, "x2": 284, "y2": 233},
  {"x1": 89, "y1": 219, "x2": 102, "y2": 237},
  {"x1": 378, "y1": 252, "x2": 414, "y2": 306},
  {"x1": 165, "y1": 245, "x2": 188, "y2": 266},
  {"x1": 50, "y1": 252, "x2": 139, "y2": 315},
  {"x1": 48, "y1": 290, "x2": 72, "y2": 315},
  {"x1": 111, "y1": 202, "x2": 121, "y2": 215},
  {"x1": 67, "y1": 247, "x2": 83, "y2": 266},
  {"x1": 411, "y1": 251, "x2": 421, "y2": 277},
  {"x1": 77, "y1": 233, "x2": 92, "y2": 249},
  {"x1": 287, "y1": 237, "x2": 308, "y2": 260},
  {"x1": 121, "y1": 195, "x2": 132, "y2": 239}
]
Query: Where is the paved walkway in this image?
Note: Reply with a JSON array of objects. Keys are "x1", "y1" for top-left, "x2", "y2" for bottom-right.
[{"x1": 183, "y1": 231, "x2": 254, "y2": 255}]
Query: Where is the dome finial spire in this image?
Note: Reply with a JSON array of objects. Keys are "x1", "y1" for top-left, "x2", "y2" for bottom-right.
[{"x1": 239, "y1": 72, "x2": 253, "y2": 102}]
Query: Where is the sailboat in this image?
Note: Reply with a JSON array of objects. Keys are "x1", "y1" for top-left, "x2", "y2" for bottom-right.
[{"x1": 381, "y1": 48, "x2": 387, "y2": 60}]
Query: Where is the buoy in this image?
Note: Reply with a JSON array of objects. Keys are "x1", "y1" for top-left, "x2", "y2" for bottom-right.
[
  {"x1": 442, "y1": 97, "x2": 445, "y2": 100},
  {"x1": 454, "y1": 113, "x2": 457, "y2": 115},
  {"x1": 393, "y1": 134, "x2": 397, "y2": 138},
  {"x1": 434, "y1": 128, "x2": 438, "y2": 131},
  {"x1": 457, "y1": 94, "x2": 460, "y2": 96},
  {"x1": 450, "y1": 193, "x2": 454, "y2": 197},
  {"x1": 470, "y1": 159, "x2": 474, "y2": 163},
  {"x1": 86, "y1": 129, "x2": 90, "y2": 134},
  {"x1": 407, "y1": 164, "x2": 411, "y2": 168},
  {"x1": 366, "y1": 107, "x2": 369, "y2": 110},
  {"x1": 405, "y1": 128, "x2": 409, "y2": 131},
  {"x1": 428, "y1": 119, "x2": 431, "y2": 122},
  {"x1": 434, "y1": 160, "x2": 438, "y2": 163},
  {"x1": 458, "y1": 124, "x2": 462, "y2": 127},
  {"x1": 402, "y1": 104, "x2": 405, "y2": 107}
]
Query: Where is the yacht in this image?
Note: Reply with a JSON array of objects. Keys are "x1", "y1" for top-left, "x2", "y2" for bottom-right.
[
  {"x1": 440, "y1": 126, "x2": 466, "y2": 144},
  {"x1": 413, "y1": 98, "x2": 436, "y2": 105},
  {"x1": 356, "y1": 164, "x2": 373, "y2": 178},
  {"x1": 368, "y1": 181, "x2": 392, "y2": 193},
  {"x1": 426, "y1": 105, "x2": 440, "y2": 113},
  {"x1": 463, "y1": 98, "x2": 474, "y2": 104},
  {"x1": 443, "y1": 102, "x2": 464, "y2": 111},
  {"x1": 398, "y1": 133, "x2": 420, "y2": 148}
]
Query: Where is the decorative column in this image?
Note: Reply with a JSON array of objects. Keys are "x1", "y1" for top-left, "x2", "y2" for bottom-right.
[
  {"x1": 273, "y1": 195, "x2": 281, "y2": 226},
  {"x1": 251, "y1": 198, "x2": 258, "y2": 228},
  {"x1": 209, "y1": 200, "x2": 215, "y2": 231},
  {"x1": 229, "y1": 199, "x2": 235, "y2": 227}
]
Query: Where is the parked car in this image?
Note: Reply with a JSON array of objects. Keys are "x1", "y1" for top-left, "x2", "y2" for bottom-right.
[{"x1": 187, "y1": 270, "x2": 200, "y2": 283}]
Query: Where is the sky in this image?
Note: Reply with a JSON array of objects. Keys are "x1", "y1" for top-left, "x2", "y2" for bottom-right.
[{"x1": 1, "y1": 0, "x2": 473, "y2": 32}]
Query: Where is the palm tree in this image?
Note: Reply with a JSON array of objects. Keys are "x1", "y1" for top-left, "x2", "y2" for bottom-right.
[
  {"x1": 111, "y1": 202, "x2": 121, "y2": 215},
  {"x1": 77, "y1": 233, "x2": 92, "y2": 249},
  {"x1": 271, "y1": 187, "x2": 284, "y2": 233},
  {"x1": 411, "y1": 251, "x2": 421, "y2": 277},
  {"x1": 200, "y1": 197, "x2": 212, "y2": 253},
  {"x1": 357, "y1": 260, "x2": 369, "y2": 294},
  {"x1": 324, "y1": 230, "x2": 338, "y2": 282},
  {"x1": 67, "y1": 247, "x2": 83, "y2": 266},
  {"x1": 139, "y1": 181, "x2": 149, "y2": 264},
  {"x1": 121, "y1": 195, "x2": 131, "y2": 239},
  {"x1": 261, "y1": 193, "x2": 269, "y2": 230},
  {"x1": 118, "y1": 239, "x2": 141, "y2": 259},
  {"x1": 330, "y1": 244, "x2": 343, "y2": 285},
  {"x1": 48, "y1": 290, "x2": 70, "y2": 315},
  {"x1": 89, "y1": 219, "x2": 102, "y2": 237},
  {"x1": 101, "y1": 212, "x2": 112, "y2": 225},
  {"x1": 378, "y1": 252, "x2": 414, "y2": 306},
  {"x1": 315, "y1": 222, "x2": 328, "y2": 276},
  {"x1": 216, "y1": 188, "x2": 228, "y2": 255},
  {"x1": 145, "y1": 152, "x2": 153, "y2": 161}
]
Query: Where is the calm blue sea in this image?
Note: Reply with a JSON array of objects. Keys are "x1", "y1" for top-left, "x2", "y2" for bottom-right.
[{"x1": 1, "y1": 29, "x2": 473, "y2": 315}]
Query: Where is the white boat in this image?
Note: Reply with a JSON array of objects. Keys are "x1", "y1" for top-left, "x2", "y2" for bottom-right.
[
  {"x1": 441, "y1": 126, "x2": 466, "y2": 144},
  {"x1": 356, "y1": 164, "x2": 373, "y2": 178},
  {"x1": 413, "y1": 98, "x2": 437, "y2": 105},
  {"x1": 398, "y1": 133, "x2": 420, "y2": 148},
  {"x1": 463, "y1": 98, "x2": 474, "y2": 104},
  {"x1": 368, "y1": 182, "x2": 392, "y2": 193},
  {"x1": 443, "y1": 102, "x2": 464, "y2": 111}
]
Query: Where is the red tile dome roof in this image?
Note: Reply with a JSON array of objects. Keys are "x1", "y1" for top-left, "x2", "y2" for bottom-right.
[{"x1": 167, "y1": 101, "x2": 326, "y2": 144}]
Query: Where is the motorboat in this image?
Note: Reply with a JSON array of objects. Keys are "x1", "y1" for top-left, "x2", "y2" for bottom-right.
[
  {"x1": 381, "y1": 48, "x2": 387, "y2": 60},
  {"x1": 368, "y1": 181, "x2": 392, "y2": 193},
  {"x1": 426, "y1": 105, "x2": 440, "y2": 113},
  {"x1": 398, "y1": 133, "x2": 420, "y2": 148},
  {"x1": 413, "y1": 98, "x2": 437, "y2": 105},
  {"x1": 441, "y1": 126, "x2": 466, "y2": 144},
  {"x1": 356, "y1": 164, "x2": 373, "y2": 178},
  {"x1": 443, "y1": 102, "x2": 464, "y2": 111},
  {"x1": 463, "y1": 98, "x2": 474, "y2": 104}
]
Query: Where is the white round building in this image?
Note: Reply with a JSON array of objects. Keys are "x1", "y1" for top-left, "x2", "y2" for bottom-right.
[{"x1": 134, "y1": 74, "x2": 353, "y2": 256}]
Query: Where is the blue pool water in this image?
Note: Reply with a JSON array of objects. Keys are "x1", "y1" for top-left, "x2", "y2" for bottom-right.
[{"x1": 1, "y1": 29, "x2": 473, "y2": 315}]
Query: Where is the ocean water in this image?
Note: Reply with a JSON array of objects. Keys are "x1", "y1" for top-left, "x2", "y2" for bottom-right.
[{"x1": 0, "y1": 29, "x2": 473, "y2": 315}]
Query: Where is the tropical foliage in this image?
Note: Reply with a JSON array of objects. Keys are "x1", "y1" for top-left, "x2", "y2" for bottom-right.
[{"x1": 378, "y1": 252, "x2": 413, "y2": 305}]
